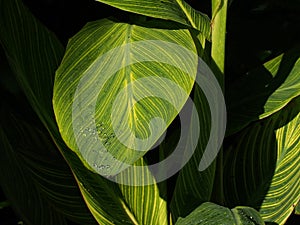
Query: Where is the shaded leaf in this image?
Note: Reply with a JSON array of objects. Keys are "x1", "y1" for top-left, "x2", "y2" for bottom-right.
[
  {"x1": 170, "y1": 86, "x2": 215, "y2": 221},
  {"x1": 0, "y1": 108, "x2": 93, "y2": 225},
  {"x1": 0, "y1": 0, "x2": 64, "y2": 129},
  {"x1": 226, "y1": 48, "x2": 300, "y2": 135},
  {"x1": 224, "y1": 97, "x2": 300, "y2": 224},
  {"x1": 175, "y1": 202, "x2": 264, "y2": 225}
]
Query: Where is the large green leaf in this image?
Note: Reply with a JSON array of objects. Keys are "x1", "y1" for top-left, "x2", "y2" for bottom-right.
[
  {"x1": 53, "y1": 18, "x2": 198, "y2": 176},
  {"x1": 0, "y1": 0, "x2": 170, "y2": 224},
  {"x1": 175, "y1": 202, "x2": 265, "y2": 225},
  {"x1": 0, "y1": 104, "x2": 95, "y2": 225},
  {"x1": 226, "y1": 48, "x2": 300, "y2": 135},
  {"x1": 224, "y1": 97, "x2": 300, "y2": 224},
  {"x1": 95, "y1": 0, "x2": 211, "y2": 40}
]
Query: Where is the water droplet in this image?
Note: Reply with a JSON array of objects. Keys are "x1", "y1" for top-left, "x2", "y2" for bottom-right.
[{"x1": 93, "y1": 164, "x2": 110, "y2": 170}]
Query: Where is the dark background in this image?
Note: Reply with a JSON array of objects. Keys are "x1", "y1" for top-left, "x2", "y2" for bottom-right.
[{"x1": 1, "y1": 0, "x2": 299, "y2": 224}]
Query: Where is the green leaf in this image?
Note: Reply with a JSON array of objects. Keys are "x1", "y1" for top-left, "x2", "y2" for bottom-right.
[
  {"x1": 224, "y1": 97, "x2": 300, "y2": 224},
  {"x1": 0, "y1": 0, "x2": 64, "y2": 129},
  {"x1": 227, "y1": 48, "x2": 300, "y2": 135},
  {"x1": 95, "y1": 0, "x2": 211, "y2": 40},
  {"x1": 170, "y1": 87, "x2": 216, "y2": 221},
  {"x1": 0, "y1": 108, "x2": 95, "y2": 225},
  {"x1": 295, "y1": 200, "x2": 300, "y2": 215},
  {"x1": 175, "y1": 202, "x2": 265, "y2": 225},
  {"x1": 117, "y1": 159, "x2": 168, "y2": 225},
  {"x1": 53, "y1": 18, "x2": 198, "y2": 176},
  {"x1": 0, "y1": 1, "x2": 171, "y2": 224}
]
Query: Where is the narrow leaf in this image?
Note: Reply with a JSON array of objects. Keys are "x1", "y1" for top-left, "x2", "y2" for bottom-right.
[
  {"x1": 95, "y1": 0, "x2": 211, "y2": 40},
  {"x1": 170, "y1": 87, "x2": 216, "y2": 221},
  {"x1": 117, "y1": 159, "x2": 168, "y2": 225},
  {"x1": 0, "y1": 109, "x2": 90, "y2": 225},
  {"x1": 227, "y1": 48, "x2": 300, "y2": 135},
  {"x1": 0, "y1": 0, "x2": 64, "y2": 129}
]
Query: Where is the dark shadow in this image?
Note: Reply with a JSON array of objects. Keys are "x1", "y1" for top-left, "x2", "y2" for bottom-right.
[
  {"x1": 223, "y1": 97, "x2": 299, "y2": 221},
  {"x1": 225, "y1": 46, "x2": 300, "y2": 136}
]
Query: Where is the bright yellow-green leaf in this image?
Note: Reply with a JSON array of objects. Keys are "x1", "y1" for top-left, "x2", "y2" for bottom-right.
[
  {"x1": 95, "y1": 0, "x2": 211, "y2": 40},
  {"x1": 53, "y1": 18, "x2": 198, "y2": 176}
]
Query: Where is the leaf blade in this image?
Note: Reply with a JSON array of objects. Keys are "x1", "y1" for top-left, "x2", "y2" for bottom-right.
[
  {"x1": 227, "y1": 48, "x2": 300, "y2": 135},
  {"x1": 224, "y1": 97, "x2": 300, "y2": 224},
  {"x1": 53, "y1": 18, "x2": 198, "y2": 176},
  {"x1": 95, "y1": 0, "x2": 211, "y2": 40},
  {"x1": 175, "y1": 202, "x2": 264, "y2": 225}
]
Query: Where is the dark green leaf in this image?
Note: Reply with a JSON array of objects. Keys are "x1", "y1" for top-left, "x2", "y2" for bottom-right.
[
  {"x1": 224, "y1": 97, "x2": 300, "y2": 224},
  {"x1": 0, "y1": 110, "x2": 94, "y2": 225},
  {"x1": 175, "y1": 202, "x2": 265, "y2": 225},
  {"x1": 226, "y1": 48, "x2": 300, "y2": 135},
  {"x1": 0, "y1": 0, "x2": 64, "y2": 129},
  {"x1": 170, "y1": 87, "x2": 216, "y2": 221}
]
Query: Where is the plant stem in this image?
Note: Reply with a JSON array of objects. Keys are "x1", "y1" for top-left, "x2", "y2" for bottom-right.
[
  {"x1": 210, "y1": 0, "x2": 228, "y2": 205},
  {"x1": 211, "y1": 0, "x2": 227, "y2": 78}
]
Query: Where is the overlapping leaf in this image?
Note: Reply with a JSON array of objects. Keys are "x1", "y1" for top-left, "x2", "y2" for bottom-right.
[
  {"x1": 53, "y1": 18, "x2": 198, "y2": 176},
  {"x1": 0, "y1": 0, "x2": 64, "y2": 129},
  {"x1": 0, "y1": 0, "x2": 171, "y2": 224},
  {"x1": 227, "y1": 48, "x2": 300, "y2": 135},
  {"x1": 95, "y1": 0, "x2": 211, "y2": 40},
  {"x1": 175, "y1": 202, "x2": 265, "y2": 225},
  {"x1": 117, "y1": 159, "x2": 168, "y2": 225},
  {"x1": 224, "y1": 97, "x2": 300, "y2": 224},
  {"x1": 0, "y1": 106, "x2": 95, "y2": 225},
  {"x1": 170, "y1": 87, "x2": 216, "y2": 221}
]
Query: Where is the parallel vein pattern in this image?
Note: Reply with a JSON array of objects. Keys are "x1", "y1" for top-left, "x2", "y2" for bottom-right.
[
  {"x1": 95, "y1": 0, "x2": 211, "y2": 40},
  {"x1": 224, "y1": 98, "x2": 300, "y2": 224},
  {"x1": 53, "y1": 18, "x2": 198, "y2": 175},
  {"x1": 227, "y1": 49, "x2": 300, "y2": 135},
  {"x1": 1, "y1": 0, "x2": 168, "y2": 224}
]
